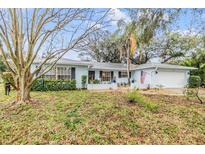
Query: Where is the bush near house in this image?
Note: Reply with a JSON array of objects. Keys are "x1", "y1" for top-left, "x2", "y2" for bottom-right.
[
  {"x1": 188, "y1": 75, "x2": 201, "y2": 88},
  {"x1": 31, "y1": 79, "x2": 76, "y2": 91},
  {"x1": 184, "y1": 75, "x2": 204, "y2": 104},
  {"x1": 89, "y1": 79, "x2": 100, "y2": 84},
  {"x1": 1, "y1": 72, "x2": 14, "y2": 84},
  {"x1": 128, "y1": 90, "x2": 159, "y2": 112},
  {"x1": 81, "y1": 75, "x2": 87, "y2": 89}
]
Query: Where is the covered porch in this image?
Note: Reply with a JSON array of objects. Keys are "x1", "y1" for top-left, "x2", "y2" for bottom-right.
[{"x1": 87, "y1": 69, "x2": 134, "y2": 90}]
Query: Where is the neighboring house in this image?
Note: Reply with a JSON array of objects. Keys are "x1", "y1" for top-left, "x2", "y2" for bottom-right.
[{"x1": 32, "y1": 58, "x2": 196, "y2": 89}]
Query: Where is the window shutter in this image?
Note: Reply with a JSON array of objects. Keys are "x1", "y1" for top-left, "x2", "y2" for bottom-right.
[
  {"x1": 100, "y1": 71, "x2": 102, "y2": 78},
  {"x1": 111, "y1": 71, "x2": 114, "y2": 80},
  {"x1": 71, "y1": 67, "x2": 75, "y2": 80},
  {"x1": 118, "y1": 71, "x2": 121, "y2": 78}
]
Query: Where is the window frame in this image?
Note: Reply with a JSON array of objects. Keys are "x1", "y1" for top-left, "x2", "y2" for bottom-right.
[
  {"x1": 120, "y1": 71, "x2": 128, "y2": 78},
  {"x1": 101, "y1": 71, "x2": 112, "y2": 82},
  {"x1": 57, "y1": 66, "x2": 71, "y2": 80}
]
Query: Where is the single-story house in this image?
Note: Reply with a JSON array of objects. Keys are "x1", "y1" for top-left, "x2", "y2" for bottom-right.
[{"x1": 32, "y1": 58, "x2": 196, "y2": 89}]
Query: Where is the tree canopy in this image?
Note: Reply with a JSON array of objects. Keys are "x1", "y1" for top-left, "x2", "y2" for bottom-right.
[{"x1": 0, "y1": 8, "x2": 109, "y2": 102}]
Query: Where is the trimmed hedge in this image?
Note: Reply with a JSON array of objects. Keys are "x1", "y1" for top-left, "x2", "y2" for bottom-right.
[
  {"x1": 188, "y1": 75, "x2": 201, "y2": 88},
  {"x1": 31, "y1": 79, "x2": 76, "y2": 91}
]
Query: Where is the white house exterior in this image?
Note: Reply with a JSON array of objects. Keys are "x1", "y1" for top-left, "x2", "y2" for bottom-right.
[{"x1": 32, "y1": 58, "x2": 196, "y2": 90}]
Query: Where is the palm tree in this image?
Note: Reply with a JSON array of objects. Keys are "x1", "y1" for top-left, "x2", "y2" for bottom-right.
[
  {"x1": 117, "y1": 9, "x2": 172, "y2": 85},
  {"x1": 119, "y1": 21, "x2": 137, "y2": 85}
]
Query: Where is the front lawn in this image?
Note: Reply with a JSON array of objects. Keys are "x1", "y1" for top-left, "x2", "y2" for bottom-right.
[{"x1": 1, "y1": 84, "x2": 205, "y2": 144}]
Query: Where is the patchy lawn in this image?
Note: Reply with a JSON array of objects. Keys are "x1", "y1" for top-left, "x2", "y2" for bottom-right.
[
  {"x1": 0, "y1": 84, "x2": 205, "y2": 144},
  {"x1": 140, "y1": 88, "x2": 205, "y2": 97}
]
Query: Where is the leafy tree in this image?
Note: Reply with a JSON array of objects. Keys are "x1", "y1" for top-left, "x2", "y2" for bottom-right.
[
  {"x1": 80, "y1": 31, "x2": 122, "y2": 63},
  {"x1": 116, "y1": 9, "x2": 178, "y2": 84},
  {"x1": 83, "y1": 9, "x2": 180, "y2": 64},
  {"x1": 180, "y1": 50, "x2": 205, "y2": 85},
  {"x1": 0, "y1": 56, "x2": 6, "y2": 73},
  {"x1": 119, "y1": 21, "x2": 137, "y2": 85},
  {"x1": 136, "y1": 32, "x2": 200, "y2": 64},
  {"x1": 0, "y1": 8, "x2": 109, "y2": 103}
]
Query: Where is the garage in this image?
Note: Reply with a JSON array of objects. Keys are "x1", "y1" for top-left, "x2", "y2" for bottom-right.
[{"x1": 155, "y1": 70, "x2": 187, "y2": 88}]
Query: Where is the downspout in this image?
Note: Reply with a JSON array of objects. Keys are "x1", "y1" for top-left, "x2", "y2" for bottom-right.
[{"x1": 150, "y1": 67, "x2": 158, "y2": 88}]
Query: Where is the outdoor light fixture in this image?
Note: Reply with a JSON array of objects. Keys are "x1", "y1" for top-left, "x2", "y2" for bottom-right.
[{"x1": 155, "y1": 71, "x2": 158, "y2": 74}]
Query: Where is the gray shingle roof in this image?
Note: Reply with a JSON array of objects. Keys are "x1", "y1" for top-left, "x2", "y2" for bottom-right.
[
  {"x1": 89, "y1": 62, "x2": 138, "y2": 71},
  {"x1": 135, "y1": 63, "x2": 197, "y2": 70},
  {"x1": 33, "y1": 58, "x2": 91, "y2": 66},
  {"x1": 33, "y1": 58, "x2": 196, "y2": 70}
]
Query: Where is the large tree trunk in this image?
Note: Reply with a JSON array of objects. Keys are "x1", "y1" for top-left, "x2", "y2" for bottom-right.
[
  {"x1": 16, "y1": 87, "x2": 31, "y2": 103},
  {"x1": 15, "y1": 70, "x2": 33, "y2": 103},
  {"x1": 127, "y1": 39, "x2": 131, "y2": 86}
]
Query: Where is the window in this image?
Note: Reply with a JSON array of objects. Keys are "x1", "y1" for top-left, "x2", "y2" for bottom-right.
[
  {"x1": 101, "y1": 71, "x2": 111, "y2": 81},
  {"x1": 57, "y1": 67, "x2": 71, "y2": 80},
  {"x1": 121, "y1": 71, "x2": 128, "y2": 78},
  {"x1": 44, "y1": 75, "x2": 56, "y2": 80},
  {"x1": 102, "y1": 72, "x2": 110, "y2": 81},
  {"x1": 44, "y1": 67, "x2": 56, "y2": 80},
  {"x1": 43, "y1": 66, "x2": 72, "y2": 80},
  {"x1": 119, "y1": 71, "x2": 131, "y2": 78},
  {"x1": 89, "y1": 71, "x2": 95, "y2": 81}
]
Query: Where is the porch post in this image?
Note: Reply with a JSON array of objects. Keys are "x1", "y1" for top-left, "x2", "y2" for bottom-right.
[
  {"x1": 127, "y1": 37, "x2": 131, "y2": 86},
  {"x1": 55, "y1": 66, "x2": 58, "y2": 80}
]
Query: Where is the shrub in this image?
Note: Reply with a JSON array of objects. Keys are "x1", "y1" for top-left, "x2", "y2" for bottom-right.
[
  {"x1": 127, "y1": 91, "x2": 159, "y2": 112},
  {"x1": 64, "y1": 118, "x2": 83, "y2": 130},
  {"x1": 93, "y1": 79, "x2": 100, "y2": 84},
  {"x1": 188, "y1": 75, "x2": 201, "y2": 88},
  {"x1": 89, "y1": 79, "x2": 100, "y2": 84},
  {"x1": 31, "y1": 79, "x2": 76, "y2": 91},
  {"x1": 81, "y1": 75, "x2": 87, "y2": 88},
  {"x1": 0, "y1": 57, "x2": 6, "y2": 73},
  {"x1": 64, "y1": 107, "x2": 84, "y2": 130},
  {"x1": 1, "y1": 72, "x2": 14, "y2": 85},
  {"x1": 183, "y1": 87, "x2": 204, "y2": 104}
]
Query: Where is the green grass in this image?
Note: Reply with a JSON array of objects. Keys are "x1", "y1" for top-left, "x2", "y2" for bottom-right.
[
  {"x1": 128, "y1": 90, "x2": 159, "y2": 112},
  {"x1": 1, "y1": 84, "x2": 205, "y2": 144}
]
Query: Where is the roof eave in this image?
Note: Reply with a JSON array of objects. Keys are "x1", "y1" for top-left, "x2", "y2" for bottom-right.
[{"x1": 134, "y1": 66, "x2": 198, "y2": 70}]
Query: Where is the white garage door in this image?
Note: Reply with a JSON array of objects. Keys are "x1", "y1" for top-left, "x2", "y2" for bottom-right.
[{"x1": 156, "y1": 71, "x2": 186, "y2": 88}]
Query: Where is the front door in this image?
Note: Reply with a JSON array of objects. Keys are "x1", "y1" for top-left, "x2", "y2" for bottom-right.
[{"x1": 88, "y1": 71, "x2": 95, "y2": 82}]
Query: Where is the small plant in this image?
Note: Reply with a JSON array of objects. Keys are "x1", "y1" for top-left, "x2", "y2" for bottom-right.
[
  {"x1": 64, "y1": 107, "x2": 84, "y2": 130},
  {"x1": 1, "y1": 72, "x2": 14, "y2": 85},
  {"x1": 183, "y1": 87, "x2": 204, "y2": 104},
  {"x1": 81, "y1": 75, "x2": 87, "y2": 89},
  {"x1": 188, "y1": 75, "x2": 201, "y2": 88},
  {"x1": 162, "y1": 124, "x2": 178, "y2": 136},
  {"x1": 64, "y1": 118, "x2": 84, "y2": 130},
  {"x1": 184, "y1": 76, "x2": 204, "y2": 104},
  {"x1": 127, "y1": 91, "x2": 159, "y2": 112},
  {"x1": 89, "y1": 79, "x2": 100, "y2": 84}
]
